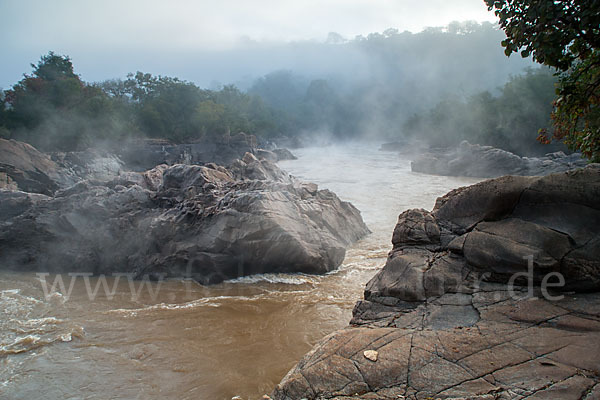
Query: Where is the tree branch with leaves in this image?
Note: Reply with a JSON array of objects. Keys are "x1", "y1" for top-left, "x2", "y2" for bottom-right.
[{"x1": 485, "y1": 0, "x2": 600, "y2": 161}]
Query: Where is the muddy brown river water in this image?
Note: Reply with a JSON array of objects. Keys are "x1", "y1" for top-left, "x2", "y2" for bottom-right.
[{"x1": 0, "y1": 144, "x2": 480, "y2": 400}]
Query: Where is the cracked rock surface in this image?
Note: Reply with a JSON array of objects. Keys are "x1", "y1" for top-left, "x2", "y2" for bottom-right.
[{"x1": 273, "y1": 165, "x2": 600, "y2": 399}]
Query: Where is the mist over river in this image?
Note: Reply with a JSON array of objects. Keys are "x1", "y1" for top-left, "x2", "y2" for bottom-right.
[{"x1": 0, "y1": 143, "x2": 480, "y2": 400}]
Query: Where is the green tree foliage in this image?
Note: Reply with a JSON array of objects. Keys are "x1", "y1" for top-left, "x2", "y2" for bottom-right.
[
  {"x1": 403, "y1": 68, "x2": 560, "y2": 155},
  {"x1": 123, "y1": 72, "x2": 209, "y2": 141},
  {"x1": 0, "y1": 53, "x2": 285, "y2": 150},
  {"x1": 248, "y1": 70, "x2": 306, "y2": 114},
  {"x1": 246, "y1": 22, "x2": 534, "y2": 141},
  {"x1": 0, "y1": 23, "x2": 543, "y2": 151},
  {"x1": 485, "y1": 0, "x2": 600, "y2": 161},
  {"x1": 120, "y1": 73, "x2": 281, "y2": 142},
  {"x1": 300, "y1": 79, "x2": 339, "y2": 131},
  {"x1": 0, "y1": 91, "x2": 9, "y2": 139},
  {"x1": 4, "y1": 52, "x2": 84, "y2": 130},
  {"x1": 2, "y1": 52, "x2": 132, "y2": 151},
  {"x1": 211, "y1": 84, "x2": 277, "y2": 135}
]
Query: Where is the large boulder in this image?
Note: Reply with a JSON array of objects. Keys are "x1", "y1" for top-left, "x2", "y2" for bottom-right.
[
  {"x1": 273, "y1": 165, "x2": 600, "y2": 399},
  {"x1": 272, "y1": 148, "x2": 297, "y2": 161},
  {"x1": 412, "y1": 140, "x2": 589, "y2": 178},
  {"x1": 0, "y1": 153, "x2": 370, "y2": 284},
  {"x1": 0, "y1": 138, "x2": 64, "y2": 195},
  {"x1": 0, "y1": 138, "x2": 130, "y2": 195},
  {"x1": 51, "y1": 150, "x2": 124, "y2": 183},
  {"x1": 253, "y1": 148, "x2": 298, "y2": 163}
]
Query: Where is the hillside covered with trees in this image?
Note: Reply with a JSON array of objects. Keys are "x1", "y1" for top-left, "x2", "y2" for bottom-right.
[
  {"x1": 0, "y1": 21, "x2": 578, "y2": 157},
  {"x1": 0, "y1": 52, "x2": 281, "y2": 151},
  {"x1": 403, "y1": 67, "x2": 563, "y2": 155}
]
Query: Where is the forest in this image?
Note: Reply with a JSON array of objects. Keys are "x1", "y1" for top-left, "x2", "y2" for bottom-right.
[{"x1": 0, "y1": 22, "x2": 567, "y2": 156}]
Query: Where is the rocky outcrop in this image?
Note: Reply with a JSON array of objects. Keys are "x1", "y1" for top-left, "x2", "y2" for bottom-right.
[
  {"x1": 51, "y1": 150, "x2": 124, "y2": 183},
  {"x1": 117, "y1": 132, "x2": 297, "y2": 171},
  {"x1": 1, "y1": 134, "x2": 297, "y2": 196},
  {"x1": 273, "y1": 165, "x2": 600, "y2": 399},
  {"x1": 0, "y1": 149, "x2": 369, "y2": 284},
  {"x1": 0, "y1": 138, "x2": 64, "y2": 195},
  {"x1": 0, "y1": 138, "x2": 128, "y2": 195},
  {"x1": 118, "y1": 135, "x2": 255, "y2": 171},
  {"x1": 412, "y1": 141, "x2": 588, "y2": 178},
  {"x1": 272, "y1": 148, "x2": 298, "y2": 161},
  {"x1": 255, "y1": 148, "x2": 298, "y2": 162}
]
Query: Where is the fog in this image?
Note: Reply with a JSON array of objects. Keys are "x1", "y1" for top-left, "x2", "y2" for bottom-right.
[
  {"x1": 1, "y1": 0, "x2": 496, "y2": 88},
  {"x1": 3, "y1": 1, "x2": 557, "y2": 156},
  {"x1": 2, "y1": 23, "x2": 529, "y2": 93},
  {"x1": 0, "y1": 3, "x2": 584, "y2": 398}
]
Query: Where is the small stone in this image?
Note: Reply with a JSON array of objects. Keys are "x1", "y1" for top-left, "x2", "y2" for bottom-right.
[
  {"x1": 363, "y1": 349, "x2": 378, "y2": 362},
  {"x1": 262, "y1": 396, "x2": 272, "y2": 400}
]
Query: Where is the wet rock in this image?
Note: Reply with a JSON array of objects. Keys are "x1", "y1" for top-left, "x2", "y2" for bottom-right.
[
  {"x1": 411, "y1": 140, "x2": 589, "y2": 178},
  {"x1": 273, "y1": 165, "x2": 600, "y2": 399}
]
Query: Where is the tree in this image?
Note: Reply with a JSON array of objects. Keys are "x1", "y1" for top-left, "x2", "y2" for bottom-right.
[
  {"x1": 0, "y1": 90, "x2": 9, "y2": 138},
  {"x1": 2, "y1": 52, "x2": 134, "y2": 150},
  {"x1": 195, "y1": 100, "x2": 226, "y2": 137},
  {"x1": 31, "y1": 51, "x2": 78, "y2": 81},
  {"x1": 4, "y1": 52, "x2": 84, "y2": 129},
  {"x1": 248, "y1": 70, "x2": 306, "y2": 113},
  {"x1": 326, "y1": 32, "x2": 346, "y2": 44},
  {"x1": 401, "y1": 68, "x2": 560, "y2": 155},
  {"x1": 485, "y1": 0, "x2": 600, "y2": 161},
  {"x1": 122, "y1": 72, "x2": 209, "y2": 141}
]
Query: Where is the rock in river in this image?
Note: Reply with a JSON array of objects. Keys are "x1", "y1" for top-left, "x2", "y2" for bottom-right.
[
  {"x1": 411, "y1": 140, "x2": 588, "y2": 178},
  {"x1": 272, "y1": 164, "x2": 600, "y2": 399},
  {"x1": 0, "y1": 143, "x2": 370, "y2": 283}
]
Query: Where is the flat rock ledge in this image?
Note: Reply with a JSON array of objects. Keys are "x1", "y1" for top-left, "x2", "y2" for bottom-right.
[
  {"x1": 411, "y1": 141, "x2": 588, "y2": 178},
  {"x1": 273, "y1": 165, "x2": 600, "y2": 399}
]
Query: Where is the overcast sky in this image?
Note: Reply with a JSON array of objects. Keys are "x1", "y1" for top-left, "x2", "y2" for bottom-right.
[{"x1": 1, "y1": 0, "x2": 497, "y2": 88}]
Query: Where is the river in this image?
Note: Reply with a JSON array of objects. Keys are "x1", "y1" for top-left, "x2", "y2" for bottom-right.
[{"x1": 0, "y1": 143, "x2": 480, "y2": 399}]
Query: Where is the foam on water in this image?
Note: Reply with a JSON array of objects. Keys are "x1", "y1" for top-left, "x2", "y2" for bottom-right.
[
  {"x1": 226, "y1": 273, "x2": 319, "y2": 285},
  {"x1": 0, "y1": 286, "x2": 85, "y2": 357}
]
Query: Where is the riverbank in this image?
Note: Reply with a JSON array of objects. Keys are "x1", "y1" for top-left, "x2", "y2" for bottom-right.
[
  {"x1": 273, "y1": 164, "x2": 600, "y2": 399},
  {"x1": 0, "y1": 143, "x2": 481, "y2": 399}
]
